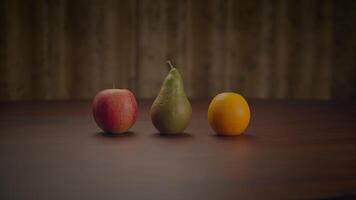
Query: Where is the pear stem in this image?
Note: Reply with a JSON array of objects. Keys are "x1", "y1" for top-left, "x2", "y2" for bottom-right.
[{"x1": 167, "y1": 60, "x2": 175, "y2": 70}]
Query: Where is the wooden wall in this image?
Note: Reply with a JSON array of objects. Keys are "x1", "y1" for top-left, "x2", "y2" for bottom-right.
[{"x1": 0, "y1": 0, "x2": 355, "y2": 100}]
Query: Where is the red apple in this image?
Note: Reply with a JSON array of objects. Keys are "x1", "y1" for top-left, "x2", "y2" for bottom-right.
[{"x1": 92, "y1": 89, "x2": 137, "y2": 134}]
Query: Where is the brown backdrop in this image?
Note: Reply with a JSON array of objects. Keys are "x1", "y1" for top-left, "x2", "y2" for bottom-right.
[{"x1": 0, "y1": 0, "x2": 355, "y2": 100}]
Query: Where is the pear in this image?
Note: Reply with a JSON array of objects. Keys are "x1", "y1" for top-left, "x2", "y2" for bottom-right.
[{"x1": 150, "y1": 61, "x2": 192, "y2": 134}]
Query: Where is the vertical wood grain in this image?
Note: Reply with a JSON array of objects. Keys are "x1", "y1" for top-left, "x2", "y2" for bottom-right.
[
  {"x1": 285, "y1": 0, "x2": 305, "y2": 99},
  {"x1": 117, "y1": 0, "x2": 138, "y2": 93},
  {"x1": 184, "y1": 0, "x2": 193, "y2": 97},
  {"x1": 274, "y1": 0, "x2": 288, "y2": 98},
  {"x1": 224, "y1": 0, "x2": 234, "y2": 92},
  {"x1": 0, "y1": 0, "x2": 355, "y2": 100},
  {"x1": 299, "y1": 0, "x2": 316, "y2": 99},
  {"x1": 5, "y1": 0, "x2": 37, "y2": 100},
  {"x1": 332, "y1": 0, "x2": 356, "y2": 100},
  {"x1": 165, "y1": 0, "x2": 189, "y2": 95},
  {"x1": 257, "y1": 0, "x2": 273, "y2": 98},
  {"x1": 65, "y1": 0, "x2": 97, "y2": 99},
  {"x1": 33, "y1": 0, "x2": 48, "y2": 99},
  {"x1": 32, "y1": 0, "x2": 66, "y2": 100},
  {"x1": 226, "y1": 0, "x2": 262, "y2": 97},
  {"x1": 313, "y1": 0, "x2": 333, "y2": 99},
  {"x1": 210, "y1": 0, "x2": 227, "y2": 97},
  {"x1": 137, "y1": 0, "x2": 167, "y2": 98},
  {"x1": 92, "y1": 0, "x2": 137, "y2": 93},
  {"x1": 0, "y1": 0, "x2": 7, "y2": 99},
  {"x1": 47, "y1": 0, "x2": 69, "y2": 99},
  {"x1": 188, "y1": 0, "x2": 213, "y2": 98}
]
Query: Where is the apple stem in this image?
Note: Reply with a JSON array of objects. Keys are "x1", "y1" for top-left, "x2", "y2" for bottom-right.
[
  {"x1": 167, "y1": 60, "x2": 175, "y2": 70},
  {"x1": 112, "y1": 81, "x2": 116, "y2": 89}
]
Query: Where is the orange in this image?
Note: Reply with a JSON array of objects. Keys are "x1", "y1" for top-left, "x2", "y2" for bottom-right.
[{"x1": 208, "y1": 92, "x2": 251, "y2": 135}]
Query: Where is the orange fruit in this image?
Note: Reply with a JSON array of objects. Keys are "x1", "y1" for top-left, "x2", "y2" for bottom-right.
[{"x1": 208, "y1": 92, "x2": 251, "y2": 136}]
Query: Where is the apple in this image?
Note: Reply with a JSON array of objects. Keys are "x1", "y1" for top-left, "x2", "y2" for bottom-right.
[{"x1": 92, "y1": 89, "x2": 137, "y2": 134}]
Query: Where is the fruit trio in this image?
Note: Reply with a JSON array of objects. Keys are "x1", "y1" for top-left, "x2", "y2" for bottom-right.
[{"x1": 93, "y1": 61, "x2": 250, "y2": 136}]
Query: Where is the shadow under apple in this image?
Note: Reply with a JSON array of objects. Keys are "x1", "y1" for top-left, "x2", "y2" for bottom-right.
[{"x1": 95, "y1": 131, "x2": 135, "y2": 138}]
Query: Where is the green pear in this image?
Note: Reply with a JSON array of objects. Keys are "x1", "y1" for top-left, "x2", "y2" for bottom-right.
[{"x1": 150, "y1": 61, "x2": 192, "y2": 134}]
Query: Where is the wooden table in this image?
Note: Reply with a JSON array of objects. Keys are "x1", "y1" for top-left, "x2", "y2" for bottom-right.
[{"x1": 0, "y1": 100, "x2": 355, "y2": 199}]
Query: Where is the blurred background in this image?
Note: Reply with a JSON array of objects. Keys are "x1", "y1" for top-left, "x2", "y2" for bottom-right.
[{"x1": 0, "y1": 0, "x2": 355, "y2": 101}]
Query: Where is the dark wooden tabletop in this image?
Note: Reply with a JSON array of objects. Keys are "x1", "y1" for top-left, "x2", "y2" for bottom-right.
[{"x1": 0, "y1": 100, "x2": 355, "y2": 200}]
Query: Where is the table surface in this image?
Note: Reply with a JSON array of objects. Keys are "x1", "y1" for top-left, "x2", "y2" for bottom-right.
[{"x1": 0, "y1": 99, "x2": 355, "y2": 200}]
